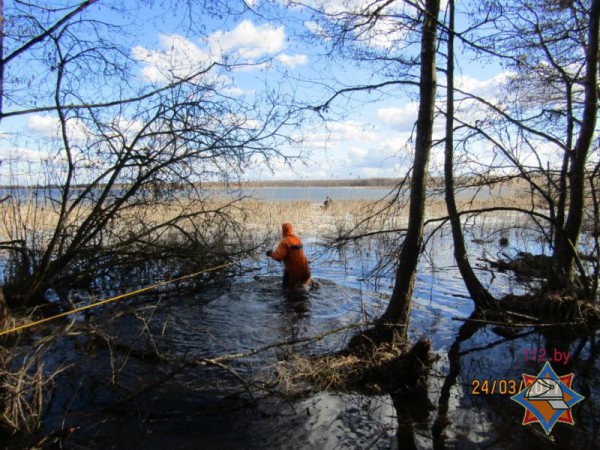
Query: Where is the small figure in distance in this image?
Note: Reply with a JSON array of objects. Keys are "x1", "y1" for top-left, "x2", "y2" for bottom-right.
[
  {"x1": 321, "y1": 195, "x2": 332, "y2": 211},
  {"x1": 266, "y1": 222, "x2": 312, "y2": 289}
]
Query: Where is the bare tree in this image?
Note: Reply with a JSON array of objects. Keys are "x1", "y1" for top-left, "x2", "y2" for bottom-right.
[
  {"x1": 295, "y1": 0, "x2": 443, "y2": 338},
  {"x1": 0, "y1": 1, "x2": 300, "y2": 307},
  {"x1": 442, "y1": 0, "x2": 497, "y2": 310},
  {"x1": 379, "y1": 0, "x2": 441, "y2": 338},
  {"x1": 555, "y1": 0, "x2": 600, "y2": 290},
  {"x1": 459, "y1": 0, "x2": 600, "y2": 298}
]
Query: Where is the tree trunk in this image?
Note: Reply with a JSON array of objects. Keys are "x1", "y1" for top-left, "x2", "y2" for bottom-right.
[
  {"x1": 443, "y1": 0, "x2": 496, "y2": 310},
  {"x1": 0, "y1": 0, "x2": 4, "y2": 122},
  {"x1": 553, "y1": 0, "x2": 600, "y2": 294},
  {"x1": 380, "y1": 0, "x2": 441, "y2": 338}
]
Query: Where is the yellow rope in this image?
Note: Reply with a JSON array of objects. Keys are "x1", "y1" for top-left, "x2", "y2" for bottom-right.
[{"x1": 0, "y1": 261, "x2": 236, "y2": 337}]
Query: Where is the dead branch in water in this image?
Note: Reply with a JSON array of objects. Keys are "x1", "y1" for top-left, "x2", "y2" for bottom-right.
[
  {"x1": 82, "y1": 315, "x2": 377, "y2": 411},
  {"x1": 452, "y1": 317, "x2": 583, "y2": 328}
]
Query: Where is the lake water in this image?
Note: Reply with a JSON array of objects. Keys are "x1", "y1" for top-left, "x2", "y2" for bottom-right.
[
  {"x1": 1, "y1": 184, "x2": 510, "y2": 205},
  {"x1": 246, "y1": 186, "x2": 393, "y2": 201},
  {"x1": 0, "y1": 186, "x2": 393, "y2": 203},
  {"x1": 15, "y1": 223, "x2": 598, "y2": 449}
]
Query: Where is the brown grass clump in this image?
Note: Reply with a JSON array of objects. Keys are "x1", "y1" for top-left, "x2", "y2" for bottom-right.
[
  {"x1": 273, "y1": 338, "x2": 434, "y2": 397},
  {"x1": 0, "y1": 334, "x2": 71, "y2": 435}
]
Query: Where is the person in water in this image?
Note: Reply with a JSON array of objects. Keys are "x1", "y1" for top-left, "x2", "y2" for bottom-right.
[{"x1": 266, "y1": 223, "x2": 312, "y2": 288}]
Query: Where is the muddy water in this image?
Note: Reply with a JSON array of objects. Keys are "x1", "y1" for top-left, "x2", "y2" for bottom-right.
[{"x1": 10, "y1": 227, "x2": 600, "y2": 449}]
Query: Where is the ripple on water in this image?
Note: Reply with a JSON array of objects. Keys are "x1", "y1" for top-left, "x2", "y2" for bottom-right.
[{"x1": 143, "y1": 278, "x2": 380, "y2": 366}]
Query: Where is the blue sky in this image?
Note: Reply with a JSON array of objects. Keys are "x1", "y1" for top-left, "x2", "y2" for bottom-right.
[{"x1": 0, "y1": 0, "x2": 510, "y2": 183}]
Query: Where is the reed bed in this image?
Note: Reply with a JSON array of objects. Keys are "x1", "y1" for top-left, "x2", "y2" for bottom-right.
[
  {"x1": 0, "y1": 190, "x2": 540, "y2": 249},
  {"x1": 235, "y1": 192, "x2": 539, "y2": 240},
  {"x1": 272, "y1": 344, "x2": 404, "y2": 394}
]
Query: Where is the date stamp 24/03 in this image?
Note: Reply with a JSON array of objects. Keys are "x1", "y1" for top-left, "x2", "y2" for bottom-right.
[{"x1": 471, "y1": 378, "x2": 526, "y2": 395}]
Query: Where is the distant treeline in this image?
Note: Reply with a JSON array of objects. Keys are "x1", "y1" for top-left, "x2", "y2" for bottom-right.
[
  {"x1": 0, "y1": 178, "x2": 404, "y2": 190},
  {"x1": 240, "y1": 178, "x2": 402, "y2": 188},
  {"x1": 0, "y1": 176, "x2": 523, "y2": 190}
]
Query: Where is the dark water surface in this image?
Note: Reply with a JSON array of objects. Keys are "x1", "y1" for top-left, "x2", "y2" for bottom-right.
[{"x1": 7, "y1": 228, "x2": 600, "y2": 449}]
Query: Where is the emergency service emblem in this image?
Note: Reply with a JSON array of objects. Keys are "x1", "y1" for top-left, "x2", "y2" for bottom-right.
[{"x1": 510, "y1": 361, "x2": 585, "y2": 434}]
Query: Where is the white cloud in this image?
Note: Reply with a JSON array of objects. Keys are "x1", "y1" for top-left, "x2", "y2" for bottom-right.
[
  {"x1": 132, "y1": 34, "x2": 212, "y2": 84},
  {"x1": 27, "y1": 115, "x2": 59, "y2": 138},
  {"x1": 277, "y1": 53, "x2": 309, "y2": 68},
  {"x1": 348, "y1": 147, "x2": 369, "y2": 161},
  {"x1": 299, "y1": 0, "x2": 416, "y2": 49},
  {"x1": 27, "y1": 115, "x2": 89, "y2": 142},
  {"x1": 222, "y1": 86, "x2": 247, "y2": 96},
  {"x1": 298, "y1": 121, "x2": 379, "y2": 153},
  {"x1": 133, "y1": 20, "x2": 295, "y2": 85},
  {"x1": 377, "y1": 103, "x2": 419, "y2": 131},
  {"x1": 327, "y1": 121, "x2": 378, "y2": 142},
  {"x1": 112, "y1": 117, "x2": 144, "y2": 134},
  {"x1": 209, "y1": 20, "x2": 285, "y2": 59},
  {"x1": 304, "y1": 21, "x2": 326, "y2": 38},
  {"x1": 301, "y1": 121, "x2": 412, "y2": 177},
  {"x1": 0, "y1": 146, "x2": 48, "y2": 163},
  {"x1": 455, "y1": 72, "x2": 513, "y2": 98}
]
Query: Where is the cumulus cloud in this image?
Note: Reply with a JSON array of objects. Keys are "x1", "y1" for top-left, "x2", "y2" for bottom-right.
[
  {"x1": 222, "y1": 86, "x2": 247, "y2": 96},
  {"x1": 209, "y1": 20, "x2": 285, "y2": 59},
  {"x1": 28, "y1": 115, "x2": 60, "y2": 138},
  {"x1": 326, "y1": 121, "x2": 378, "y2": 142},
  {"x1": 132, "y1": 34, "x2": 212, "y2": 84},
  {"x1": 377, "y1": 103, "x2": 419, "y2": 131},
  {"x1": 377, "y1": 101, "x2": 445, "y2": 137},
  {"x1": 300, "y1": 0, "x2": 416, "y2": 49},
  {"x1": 304, "y1": 21, "x2": 326, "y2": 38},
  {"x1": 277, "y1": 53, "x2": 309, "y2": 68},
  {"x1": 350, "y1": 150, "x2": 378, "y2": 168},
  {"x1": 112, "y1": 117, "x2": 144, "y2": 134},
  {"x1": 266, "y1": 118, "x2": 409, "y2": 179},
  {"x1": 298, "y1": 121, "x2": 379, "y2": 152},
  {"x1": 133, "y1": 20, "x2": 302, "y2": 86},
  {"x1": 0, "y1": 146, "x2": 48, "y2": 164},
  {"x1": 27, "y1": 114, "x2": 89, "y2": 142},
  {"x1": 455, "y1": 72, "x2": 513, "y2": 98}
]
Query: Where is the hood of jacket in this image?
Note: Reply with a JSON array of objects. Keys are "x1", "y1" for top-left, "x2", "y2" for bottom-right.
[{"x1": 282, "y1": 222, "x2": 294, "y2": 237}]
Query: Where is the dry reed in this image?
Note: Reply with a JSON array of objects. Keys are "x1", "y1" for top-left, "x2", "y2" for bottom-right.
[
  {"x1": 0, "y1": 334, "x2": 71, "y2": 434},
  {"x1": 0, "y1": 187, "x2": 538, "y2": 248},
  {"x1": 271, "y1": 338, "x2": 411, "y2": 395}
]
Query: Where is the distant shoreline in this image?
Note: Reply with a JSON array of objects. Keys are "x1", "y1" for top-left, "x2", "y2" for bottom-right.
[
  {"x1": 0, "y1": 178, "x2": 403, "y2": 190},
  {"x1": 238, "y1": 178, "x2": 401, "y2": 188},
  {"x1": 0, "y1": 176, "x2": 522, "y2": 190}
]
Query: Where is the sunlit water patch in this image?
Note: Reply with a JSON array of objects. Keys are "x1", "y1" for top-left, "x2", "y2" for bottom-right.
[{"x1": 10, "y1": 228, "x2": 600, "y2": 449}]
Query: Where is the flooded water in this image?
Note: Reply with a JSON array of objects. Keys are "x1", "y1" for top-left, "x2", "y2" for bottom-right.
[{"x1": 4, "y1": 225, "x2": 600, "y2": 449}]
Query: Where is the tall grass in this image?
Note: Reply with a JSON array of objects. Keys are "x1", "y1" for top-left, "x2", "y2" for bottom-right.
[
  {"x1": 0, "y1": 333, "x2": 71, "y2": 435},
  {"x1": 0, "y1": 193, "x2": 537, "y2": 254}
]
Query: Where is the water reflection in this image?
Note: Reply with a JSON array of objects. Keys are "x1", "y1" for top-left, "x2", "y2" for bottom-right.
[
  {"x1": 10, "y1": 233, "x2": 600, "y2": 449},
  {"x1": 426, "y1": 312, "x2": 600, "y2": 449}
]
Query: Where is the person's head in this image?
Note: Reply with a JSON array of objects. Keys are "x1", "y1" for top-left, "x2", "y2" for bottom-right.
[{"x1": 282, "y1": 222, "x2": 294, "y2": 236}]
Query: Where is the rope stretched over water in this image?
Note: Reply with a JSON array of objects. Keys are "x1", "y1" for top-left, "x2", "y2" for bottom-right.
[{"x1": 0, "y1": 261, "x2": 236, "y2": 337}]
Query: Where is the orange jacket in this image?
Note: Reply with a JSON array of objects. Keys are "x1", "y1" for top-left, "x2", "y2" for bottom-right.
[{"x1": 269, "y1": 223, "x2": 311, "y2": 286}]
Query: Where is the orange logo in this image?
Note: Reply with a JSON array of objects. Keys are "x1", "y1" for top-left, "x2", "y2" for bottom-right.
[{"x1": 511, "y1": 362, "x2": 584, "y2": 434}]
